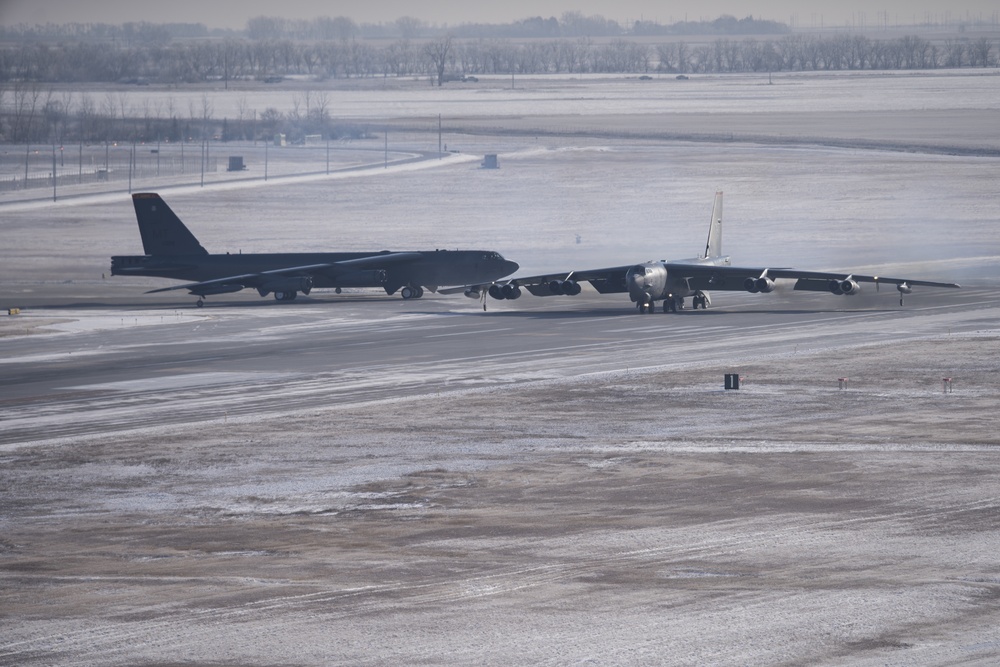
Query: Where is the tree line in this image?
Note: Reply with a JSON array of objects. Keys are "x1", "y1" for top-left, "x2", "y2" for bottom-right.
[
  {"x1": 0, "y1": 85, "x2": 378, "y2": 144},
  {"x1": 0, "y1": 32, "x2": 994, "y2": 86},
  {"x1": 0, "y1": 30, "x2": 995, "y2": 144},
  {"x1": 0, "y1": 14, "x2": 792, "y2": 44}
]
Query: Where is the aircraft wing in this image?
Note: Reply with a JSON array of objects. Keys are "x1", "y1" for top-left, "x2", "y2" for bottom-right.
[
  {"x1": 145, "y1": 252, "x2": 424, "y2": 294},
  {"x1": 439, "y1": 265, "x2": 634, "y2": 297},
  {"x1": 441, "y1": 260, "x2": 959, "y2": 304},
  {"x1": 664, "y1": 263, "x2": 961, "y2": 291}
]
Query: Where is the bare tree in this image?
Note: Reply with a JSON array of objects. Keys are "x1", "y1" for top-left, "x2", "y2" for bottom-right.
[
  {"x1": 396, "y1": 16, "x2": 423, "y2": 40},
  {"x1": 331, "y1": 17, "x2": 359, "y2": 42},
  {"x1": 77, "y1": 93, "x2": 95, "y2": 141},
  {"x1": 199, "y1": 94, "x2": 214, "y2": 140},
  {"x1": 247, "y1": 16, "x2": 286, "y2": 41},
  {"x1": 423, "y1": 35, "x2": 454, "y2": 86},
  {"x1": 383, "y1": 40, "x2": 413, "y2": 77},
  {"x1": 235, "y1": 95, "x2": 251, "y2": 140},
  {"x1": 969, "y1": 36, "x2": 992, "y2": 67}
]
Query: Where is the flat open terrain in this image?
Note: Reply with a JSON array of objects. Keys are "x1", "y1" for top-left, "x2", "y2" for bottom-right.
[{"x1": 1, "y1": 70, "x2": 999, "y2": 665}]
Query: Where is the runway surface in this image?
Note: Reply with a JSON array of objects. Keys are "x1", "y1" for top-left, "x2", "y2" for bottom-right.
[{"x1": 2, "y1": 286, "x2": 994, "y2": 449}]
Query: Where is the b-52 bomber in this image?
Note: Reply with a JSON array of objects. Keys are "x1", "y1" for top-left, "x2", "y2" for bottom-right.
[
  {"x1": 444, "y1": 192, "x2": 960, "y2": 312},
  {"x1": 111, "y1": 193, "x2": 519, "y2": 306}
]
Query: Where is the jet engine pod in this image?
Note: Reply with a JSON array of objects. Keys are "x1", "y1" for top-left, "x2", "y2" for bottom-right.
[
  {"x1": 755, "y1": 277, "x2": 776, "y2": 293},
  {"x1": 828, "y1": 279, "x2": 860, "y2": 295},
  {"x1": 501, "y1": 284, "x2": 522, "y2": 299},
  {"x1": 561, "y1": 280, "x2": 581, "y2": 295},
  {"x1": 548, "y1": 280, "x2": 564, "y2": 294},
  {"x1": 896, "y1": 282, "x2": 912, "y2": 295},
  {"x1": 743, "y1": 277, "x2": 760, "y2": 293},
  {"x1": 838, "y1": 279, "x2": 860, "y2": 295},
  {"x1": 463, "y1": 289, "x2": 481, "y2": 299},
  {"x1": 488, "y1": 284, "x2": 506, "y2": 300}
]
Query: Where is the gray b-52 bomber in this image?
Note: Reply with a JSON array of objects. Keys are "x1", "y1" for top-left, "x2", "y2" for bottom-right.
[
  {"x1": 445, "y1": 192, "x2": 960, "y2": 311},
  {"x1": 111, "y1": 193, "x2": 519, "y2": 306}
]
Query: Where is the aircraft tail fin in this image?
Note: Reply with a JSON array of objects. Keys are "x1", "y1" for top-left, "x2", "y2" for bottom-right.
[
  {"x1": 132, "y1": 193, "x2": 208, "y2": 256},
  {"x1": 702, "y1": 191, "x2": 723, "y2": 259}
]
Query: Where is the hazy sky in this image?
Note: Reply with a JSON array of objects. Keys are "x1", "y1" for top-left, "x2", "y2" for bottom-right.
[{"x1": 1, "y1": 0, "x2": 995, "y2": 29}]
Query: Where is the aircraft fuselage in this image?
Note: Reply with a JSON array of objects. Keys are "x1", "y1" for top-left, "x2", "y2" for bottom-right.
[{"x1": 112, "y1": 250, "x2": 517, "y2": 296}]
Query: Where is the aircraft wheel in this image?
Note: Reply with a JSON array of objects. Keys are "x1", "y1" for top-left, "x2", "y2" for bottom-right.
[
  {"x1": 662, "y1": 301, "x2": 670, "y2": 313},
  {"x1": 400, "y1": 286, "x2": 415, "y2": 300},
  {"x1": 274, "y1": 291, "x2": 285, "y2": 301},
  {"x1": 196, "y1": 298, "x2": 204, "y2": 308},
  {"x1": 287, "y1": 291, "x2": 297, "y2": 301},
  {"x1": 414, "y1": 286, "x2": 424, "y2": 298}
]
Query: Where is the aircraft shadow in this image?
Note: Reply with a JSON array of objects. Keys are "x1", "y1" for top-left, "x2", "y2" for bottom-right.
[{"x1": 428, "y1": 306, "x2": 904, "y2": 320}]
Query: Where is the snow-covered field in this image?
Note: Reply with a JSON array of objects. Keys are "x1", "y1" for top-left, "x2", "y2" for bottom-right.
[{"x1": 1, "y1": 71, "x2": 999, "y2": 666}]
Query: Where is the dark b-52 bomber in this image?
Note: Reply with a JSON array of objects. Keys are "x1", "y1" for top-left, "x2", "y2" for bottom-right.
[
  {"x1": 445, "y1": 192, "x2": 960, "y2": 312},
  {"x1": 111, "y1": 193, "x2": 519, "y2": 307}
]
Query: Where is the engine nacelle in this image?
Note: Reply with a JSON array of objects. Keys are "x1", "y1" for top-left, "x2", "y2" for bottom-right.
[
  {"x1": 464, "y1": 289, "x2": 481, "y2": 299},
  {"x1": 830, "y1": 279, "x2": 859, "y2": 295},
  {"x1": 561, "y1": 280, "x2": 581, "y2": 295},
  {"x1": 743, "y1": 277, "x2": 759, "y2": 293},
  {"x1": 896, "y1": 282, "x2": 912, "y2": 295},
  {"x1": 488, "y1": 284, "x2": 506, "y2": 300},
  {"x1": 501, "y1": 284, "x2": 522, "y2": 299},
  {"x1": 258, "y1": 276, "x2": 313, "y2": 297},
  {"x1": 755, "y1": 277, "x2": 776, "y2": 293},
  {"x1": 839, "y1": 279, "x2": 860, "y2": 295},
  {"x1": 545, "y1": 280, "x2": 580, "y2": 296}
]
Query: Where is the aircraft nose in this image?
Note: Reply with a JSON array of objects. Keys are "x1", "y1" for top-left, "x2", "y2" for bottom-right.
[{"x1": 503, "y1": 259, "x2": 519, "y2": 274}]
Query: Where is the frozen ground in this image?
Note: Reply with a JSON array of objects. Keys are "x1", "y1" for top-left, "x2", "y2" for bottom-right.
[
  {"x1": 1, "y1": 71, "x2": 999, "y2": 666},
  {"x1": 2, "y1": 333, "x2": 999, "y2": 666}
]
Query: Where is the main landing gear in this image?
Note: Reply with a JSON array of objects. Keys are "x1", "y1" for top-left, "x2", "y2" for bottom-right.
[
  {"x1": 273, "y1": 291, "x2": 298, "y2": 302},
  {"x1": 636, "y1": 295, "x2": 709, "y2": 314},
  {"x1": 400, "y1": 285, "x2": 424, "y2": 300},
  {"x1": 636, "y1": 297, "x2": 681, "y2": 314}
]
